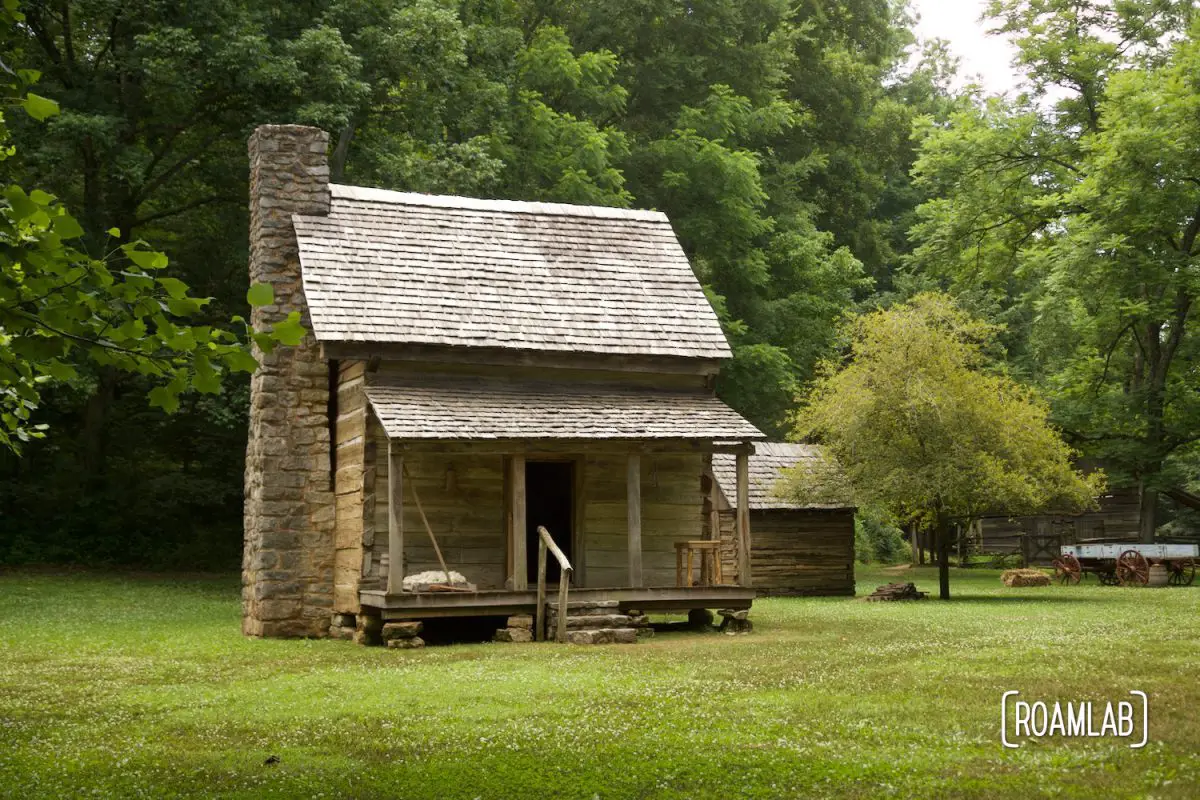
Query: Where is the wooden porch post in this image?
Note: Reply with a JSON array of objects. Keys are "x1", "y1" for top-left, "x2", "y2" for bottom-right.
[
  {"x1": 627, "y1": 452, "x2": 642, "y2": 587},
  {"x1": 510, "y1": 454, "x2": 527, "y2": 590},
  {"x1": 386, "y1": 441, "x2": 404, "y2": 594},
  {"x1": 736, "y1": 450, "x2": 751, "y2": 587}
]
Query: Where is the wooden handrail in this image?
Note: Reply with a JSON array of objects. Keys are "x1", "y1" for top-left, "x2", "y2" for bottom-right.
[{"x1": 536, "y1": 525, "x2": 574, "y2": 643}]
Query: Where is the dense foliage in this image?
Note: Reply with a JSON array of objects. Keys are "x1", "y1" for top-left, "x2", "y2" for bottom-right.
[
  {"x1": 1, "y1": 0, "x2": 1196, "y2": 567},
  {"x1": 907, "y1": 0, "x2": 1200, "y2": 539},
  {"x1": 0, "y1": 0, "x2": 950, "y2": 567}
]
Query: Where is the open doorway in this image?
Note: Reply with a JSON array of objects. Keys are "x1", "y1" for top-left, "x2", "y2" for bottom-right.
[{"x1": 526, "y1": 460, "x2": 574, "y2": 585}]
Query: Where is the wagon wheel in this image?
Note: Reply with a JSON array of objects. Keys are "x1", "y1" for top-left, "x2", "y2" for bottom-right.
[
  {"x1": 1053, "y1": 553, "x2": 1082, "y2": 585},
  {"x1": 1116, "y1": 550, "x2": 1150, "y2": 587},
  {"x1": 1168, "y1": 558, "x2": 1196, "y2": 587}
]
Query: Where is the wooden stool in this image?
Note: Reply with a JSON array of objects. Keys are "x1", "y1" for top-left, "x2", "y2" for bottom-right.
[{"x1": 675, "y1": 540, "x2": 723, "y2": 587}]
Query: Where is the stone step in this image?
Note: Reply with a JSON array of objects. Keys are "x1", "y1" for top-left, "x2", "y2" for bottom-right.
[
  {"x1": 565, "y1": 627, "x2": 638, "y2": 645},
  {"x1": 549, "y1": 614, "x2": 632, "y2": 629},
  {"x1": 548, "y1": 611, "x2": 649, "y2": 626},
  {"x1": 546, "y1": 599, "x2": 619, "y2": 612}
]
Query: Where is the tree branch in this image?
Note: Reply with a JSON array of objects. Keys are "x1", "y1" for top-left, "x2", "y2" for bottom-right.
[{"x1": 130, "y1": 194, "x2": 238, "y2": 229}]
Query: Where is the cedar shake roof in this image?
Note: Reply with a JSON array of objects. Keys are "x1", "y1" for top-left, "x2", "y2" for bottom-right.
[
  {"x1": 365, "y1": 378, "x2": 764, "y2": 441},
  {"x1": 712, "y1": 442, "x2": 855, "y2": 511},
  {"x1": 293, "y1": 184, "x2": 732, "y2": 359}
]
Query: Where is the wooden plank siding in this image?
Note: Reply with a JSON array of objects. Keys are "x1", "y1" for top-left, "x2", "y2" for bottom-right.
[
  {"x1": 976, "y1": 486, "x2": 1141, "y2": 555},
  {"x1": 711, "y1": 508, "x2": 855, "y2": 596},
  {"x1": 366, "y1": 437, "x2": 707, "y2": 590},
  {"x1": 333, "y1": 360, "x2": 371, "y2": 613},
  {"x1": 372, "y1": 427, "x2": 509, "y2": 589},
  {"x1": 580, "y1": 453, "x2": 705, "y2": 588}
]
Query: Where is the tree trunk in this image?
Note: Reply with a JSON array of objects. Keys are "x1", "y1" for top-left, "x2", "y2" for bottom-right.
[
  {"x1": 1138, "y1": 478, "x2": 1158, "y2": 543},
  {"x1": 330, "y1": 119, "x2": 359, "y2": 183},
  {"x1": 909, "y1": 523, "x2": 919, "y2": 565},
  {"x1": 918, "y1": 527, "x2": 926, "y2": 565},
  {"x1": 935, "y1": 513, "x2": 951, "y2": 600}
]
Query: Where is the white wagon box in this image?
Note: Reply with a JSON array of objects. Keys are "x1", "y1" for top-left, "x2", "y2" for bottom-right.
[{"x1": 1061, "y1": 543, "x2": 1199, "y2": 560}]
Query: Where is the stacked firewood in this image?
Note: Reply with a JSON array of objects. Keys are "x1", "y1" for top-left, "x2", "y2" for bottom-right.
[{"x1": 864, "y1": 582, "x2": 928, "y2": 602}]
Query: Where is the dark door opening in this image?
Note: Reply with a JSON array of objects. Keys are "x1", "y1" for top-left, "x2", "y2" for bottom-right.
[{"x1": 526, "y1": 461, "x2": 574, "y2": 585}]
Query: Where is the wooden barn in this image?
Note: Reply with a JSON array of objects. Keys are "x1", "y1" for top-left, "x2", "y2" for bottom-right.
[
  {"x1": 242, "y1": 125, "x2": 766, "y2": 644},
  {"x1": 708, "y1": 443, "x2": 856, "y2": 596},
  {"x1": 963, "y1": 487, "x2": 1141, "y2": 565}
]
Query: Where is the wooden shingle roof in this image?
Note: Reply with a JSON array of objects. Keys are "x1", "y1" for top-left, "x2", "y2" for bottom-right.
[
  {"x1": 293, "y1": 185, "x2": 731, "y2": 359},
  {"x1": 712, "y1": 442, "x2": 855, "y2": 510},
  {"x1": 365, "y1": 378, "x2": 764, "y2": 441}
]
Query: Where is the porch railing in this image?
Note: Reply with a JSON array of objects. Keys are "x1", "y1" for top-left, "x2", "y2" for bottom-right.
[{"x1": 536, "y1": 525, "x2": 573, "y2": 643}]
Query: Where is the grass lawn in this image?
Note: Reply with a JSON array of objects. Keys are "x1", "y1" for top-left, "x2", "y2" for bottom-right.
[{"x1": 1, "y1": 566, "x2": 1198, "y2": 799}]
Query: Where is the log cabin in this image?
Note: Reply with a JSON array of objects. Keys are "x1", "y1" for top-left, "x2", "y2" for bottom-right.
[
  {"x1": 242, "y1": 125, "x2": 765, "y2": 642},
  {"x1": 709, "y1": 443, "x2": 856, "y2": 596}
]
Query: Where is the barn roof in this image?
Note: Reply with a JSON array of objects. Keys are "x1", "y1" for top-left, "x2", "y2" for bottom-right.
[
  {"x1": 712, "y1": 442, "x2": 855, "y2": 511},
  {"x1": 293, "y1": 184, "x2": 731, "y2": 360},
  {"x1": 364, "y1": 377, "x2": 764, "y2": 441}
]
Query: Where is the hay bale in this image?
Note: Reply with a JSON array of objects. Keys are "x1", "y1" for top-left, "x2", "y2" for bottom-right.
[{"x1": 1001, "y1": 568, "x2": 1051, "y2": 587}]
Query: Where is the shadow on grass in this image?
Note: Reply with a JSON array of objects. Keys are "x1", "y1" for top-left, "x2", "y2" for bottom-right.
[{"x1": 935, "y1": 594, "x2": 1121, "y2": 604}]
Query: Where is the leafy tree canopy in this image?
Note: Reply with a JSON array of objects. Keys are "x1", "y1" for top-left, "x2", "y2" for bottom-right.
[
  {"x1": 0, "y1": 2, "x2": 300, "y2": 452},
  {"x1": 785, "y1": 293, "x2": 1101, "y2": 597}
]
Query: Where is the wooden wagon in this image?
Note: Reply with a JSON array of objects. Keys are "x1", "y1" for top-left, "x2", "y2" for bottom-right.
[{"x1": 1053, "y1": 543, "x2": 1198, "y2": 587}]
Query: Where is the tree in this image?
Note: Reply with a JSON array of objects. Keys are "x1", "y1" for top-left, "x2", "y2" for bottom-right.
[
  {"x1": 0, "y1": 3, "x2": 302, "y2": 454},
  {"x1": 786, "y1": 293, "x2": 1101, "y2": 598},
  {"x1": 908, "y1": 0, "x2": 1200, "y2": 540}
]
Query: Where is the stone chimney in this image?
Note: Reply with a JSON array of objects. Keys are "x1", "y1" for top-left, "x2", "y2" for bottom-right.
[{"x1": 243, "y1": 125, "x2": 335, "y2": 638}]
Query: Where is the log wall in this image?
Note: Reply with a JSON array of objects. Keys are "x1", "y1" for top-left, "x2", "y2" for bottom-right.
[
  {"x1": 580, "y1": 453, "x2": 705, "y2": 588},
  {"x1": 333, "y1": 360, "x2": 371, "y2": 614},
  {"x1": 714, "y1": 507, "x2": 855, "y2": 596},
  {"x1": 977, "y1": 487, "x2": 1142, "y2": 555},
  {"x1": 365, "y1": 437, "x2": 706, "y2": 590},
  {"x1": 371, "y1": 427, "x2": 508, "y2": 589}
]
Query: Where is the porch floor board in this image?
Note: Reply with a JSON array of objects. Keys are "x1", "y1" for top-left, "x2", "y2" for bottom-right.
[{"x1": 360, "y1": 585, "x2": 754, "y2": 620}]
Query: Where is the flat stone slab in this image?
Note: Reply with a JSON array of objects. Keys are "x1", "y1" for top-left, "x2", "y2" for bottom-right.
[
  {"x1": 494, "y1": 627, "x2": 533, "y2": 643},
  {"x1": 382, "y1": 621, "x2": 424, "y2": 640},
  {"x1": 328, "y1": 625, "x2": 355, "y2": 641},
  {"x1": 566, "y1": 628, "x2": 638, "y2": 645},
  {"x1": 547, "y1": 599, "x2": 620, "y2": 611},
  {"x1": 386, "y1": 636, "x2": 425, "y2": 649},
  {"x1": 506, "y1": 615, "x2": 534, "y2": 630},
  {"x1": 561, "y1": 614, "x2": 632, "y2": 629}
]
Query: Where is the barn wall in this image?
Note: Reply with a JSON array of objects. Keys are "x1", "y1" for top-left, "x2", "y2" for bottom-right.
[
  {"x1": 717, "y1": 508, "x2": 855, "y2": 596},
  {"x1": 978, "y1": 487, "x2": 1141, "y2": 556},
  {"x1": 580, "y1": 453, "x2": 706, "y2": 588}
]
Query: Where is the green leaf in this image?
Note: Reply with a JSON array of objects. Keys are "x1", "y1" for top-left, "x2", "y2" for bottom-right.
[
  {"x1": 51, "y1": 211, "x2": 84, "y2": 239},
  {"x1": 148, "y1": 385, "x2": 180, "y2": 414},
  {"x1": 246, "y1": 283, "x2": 274, "y2": 307},
  {"x1": 270, "y1": 312, "x2": 307, "y2": 346},
  {"x1": 193, "y1": 353, "x2": 220, "y2": 394},
  {"x1": 224, "y1": 349, "x2": 260, "y2": 374},
  {"x1": 122, "y1": 245, "x2": 169, "y2": 270},
  {"x1": 22, "y1": 93, "x2": 59, "y2": 121},
  {"x1": 157, "y1": 277, "x2": 190, "y2": 300},
  {"x1": 107, "y1": 227, "x2": 121, "y2": 238},
  {"x1": 42, "y1": 360, "x2": 77, "y2": 382}
]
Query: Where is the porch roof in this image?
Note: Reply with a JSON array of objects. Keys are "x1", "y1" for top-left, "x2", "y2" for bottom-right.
[{"x1": 364, "y1": 377, "x2": 763, "y2": 441}]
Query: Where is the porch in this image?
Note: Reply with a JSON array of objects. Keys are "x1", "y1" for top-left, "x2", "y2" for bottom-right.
[
  {"x1": 360, "y1": 584, "x2": 756, "y2": 621},
  {"x1": 355, "y1": 377, "x2": 763, "y2": 631}
]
